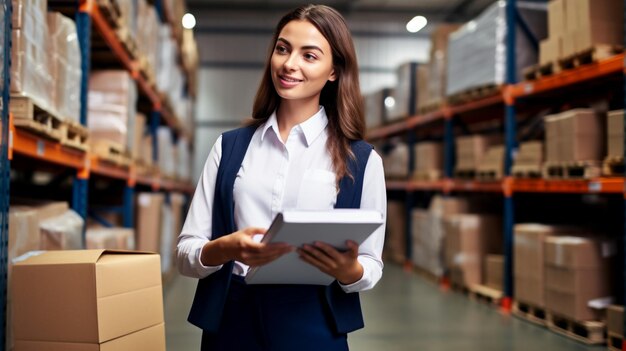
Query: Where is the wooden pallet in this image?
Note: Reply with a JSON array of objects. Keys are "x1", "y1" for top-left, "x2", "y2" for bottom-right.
[
  {"x1": 448, "y1": 84, "x2": 501, "y2": 105},
  {"x1": 542, "y1": 160, "x2": 602, "y2": 179},
  {"x1": 512, "y1": 164, "x2": 543, "y2": 178},
  {"x1": 412, "y1": 169, "x2": 442, "y2": 181},
  {"x1": 476, "y1": 168, "x2": 503, "y2": 182},
  {"x1": 559, "y1": 45, "x2": 624, "y2": 71},
  {"x1": 523, "y1": 61, "x2": 561, "y2": 81},
  {"x1": 547, "y1": 313, "x2": 606, "y2": 345},
  {"x1": 95, "y1": 0, "x2": 122, "y2": 29},
  {"x1": 91, "y1": 140, "x2": 131, "y2": 167},
  {"x1": 469, "y1": 284, "x2": 503, "y2": 306},
  {"x1": 10, "y1": 94, "x2": 64, "y2": 141},
  {"x1": 603, "y1": 156, "x2": 624, "y2": 177},
  {"x1": 115, "y1": 26, "x2": 138, "y2": 59},
  {"x1": 450, "y1": 283, "x2": 471, "y2": 297},
  {"x1": 454, "y1": 169, "x2": 476, "y2": 180},
  {"x1": 513, "y1": 300, "x2": 548, "y2": 327},
  {"x1": 608, "y1": 332, "x2": 623, "y2": 351},
  {"x1": 60, "y1": 120, "x2": 89, "y2": 152}
]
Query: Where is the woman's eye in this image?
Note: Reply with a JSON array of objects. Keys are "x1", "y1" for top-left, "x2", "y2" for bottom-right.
[
  {"x1": 304, "y1": 53, "x2": 317, "y2": 61},
  {"x1": 275, "y1": 45, "x2": 288, "y2": 54}
]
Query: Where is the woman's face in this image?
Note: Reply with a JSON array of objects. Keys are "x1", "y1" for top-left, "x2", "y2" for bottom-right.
[{"x1": 270, "y1": 20, "x2": 336, "y2": 103}]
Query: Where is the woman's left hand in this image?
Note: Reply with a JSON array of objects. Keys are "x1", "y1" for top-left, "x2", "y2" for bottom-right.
[{"x1": 297, "y1": 241, "x2": 363, "y2": 285}]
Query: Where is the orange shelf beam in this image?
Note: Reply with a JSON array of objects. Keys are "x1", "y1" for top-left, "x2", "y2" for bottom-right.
[
  {"x1": 450, "y1": 179, "x2": 504, "y2": 193},
  {"x1": 90, "y1": 157, "x2": 130, "y2": 181},
  {"x1": 386, "y1": 179, "x2": 410, "y2": 191},
  {"x1": 11, "y1": 129, "x2": 87, "y2": 169},
  {"x1": 511, "y1": 54, "x2": 624, "y2": 98},
  {"x1": 513, "y1": 178, "x2": 624, "y2": 194},
  {"x1": 407, "y1": 180, "x2": 446, "y2": 191},
  {"x1": 448, "y1": 93, "x2": 504, "y2": 115}
]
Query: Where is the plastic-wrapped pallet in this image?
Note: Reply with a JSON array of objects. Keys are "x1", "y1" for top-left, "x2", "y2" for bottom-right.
[
  {"x1": 117, "y1": 0, "x2": 138, "y2": 41},
  {"x1": 160, "y1": 202, "x2": 174, "y2": 274},
  {"x1": 47, "y1": 12, "x2": 81, "y2": 123},
  {"x1": 40, "y1": 210, "x2": 84, "y2": 250},
  {"x1": 157, "y1": 25, "x2": 176, "y2": 94},
  {"x1": 387, "y1": 62, "x2": 418, "y2": 121},
  {"x1": 424, "y1": 24, "x2": 461, "y2": 108},
  {"x1": 383, "y1": 141, "x2": 409, "y2": 179},
  {"x1": 11, "y1": 0, "x2": 54, "y2": 113},
  {"x1": 364, "y1": 89, "x2": 389, "y2": 129},
  {"x1": 88, "y1": 70, "x2": 138, "y2": 150},
  {"x1": 446, "y1": 1, "x2": 547, "y2": 97},
  {"x1": 86, "y1": 226, "x2": 135, "y2": 250},
  {"x1": 176, "y1": 138, "x2": 191, "y2": 182},
  {"x1": 137, "y1": 0, "x2": 159, "y2": 80},
  {"x1": 157, "y1": 126, "x2": 175, "y2": 178}
]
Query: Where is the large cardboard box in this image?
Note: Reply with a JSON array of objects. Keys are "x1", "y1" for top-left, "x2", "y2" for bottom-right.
[
  {"x1": 135, "y1": 193, "x2": 165, "y2": 253},
  {"x1": 544, "y1": 236, "x2": 616, "y2": 321},
  {"x1": 15, "y1": 323, "x2": 165, "y2": 351},
  {"x1": 13, "y1": 250, "x2": 163, "y2": 345},
  {"x1": 485, "y1": 254, "x2": 504, "y2": 291},
  {"x1": 576, "y1": 0, "x2": 623, "y2": 52},
  {"x1": 444, "y1": 214, "x2": 502, "y2": 288},
  {"x1": 539, "y1": 37, "x2": 557, "y2": 65},
  {"x1": 560, "y1": 109, "x2": 605, "y2": 162},
  {"x1": 607, "y1": 110, "x2": 624, "y2": 158},
  {"x1": 548, "y1": 0, "x2": 565, "y2": 38},
  {"x1": 544, "y1": 113, "x2": 564, "y2": 163},
  {"x1": 514, "y1": 141, "x2": 544, "y2": 166},
  {"x1": 385, "y1": 201, "x2": 406, "y2": 264},
  {"x1": 607, "y1": 305, "x2": 624, "y2": 336},
  {"x1": 414, "y1": 142, "x2": 443, "y2": 175},
  {"x1": 455, "y1": 135, "x2": 501, "y2": 171}
]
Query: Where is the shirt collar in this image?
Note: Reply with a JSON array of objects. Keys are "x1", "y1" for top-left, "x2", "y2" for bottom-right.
[{"x1": 261, "y1": 107, "x2": 328, "y2": 146}]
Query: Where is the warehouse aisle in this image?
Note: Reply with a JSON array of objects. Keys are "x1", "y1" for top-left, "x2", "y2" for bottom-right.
[{"x1": 164, "y1": 264, "x2": 605, "y2": 351}]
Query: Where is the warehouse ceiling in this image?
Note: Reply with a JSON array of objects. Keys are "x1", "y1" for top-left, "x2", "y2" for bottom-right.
[{"x1": 186, "y1": 0, "x2": 498, "y2": 22}]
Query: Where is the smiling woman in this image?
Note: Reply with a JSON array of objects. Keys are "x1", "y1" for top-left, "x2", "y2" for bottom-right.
[{"x1": 176, "y1": 4, "x2": 387, "y2": 351}]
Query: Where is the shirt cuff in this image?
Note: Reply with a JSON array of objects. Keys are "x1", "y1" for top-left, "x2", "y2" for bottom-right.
[{"x1": 337, "y1": 258, "x2": 368, "y2": 293}]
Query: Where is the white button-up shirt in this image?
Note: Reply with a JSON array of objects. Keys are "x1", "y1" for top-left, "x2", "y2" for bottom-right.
[{"x1": 176, "y1": 107, "x2": 387, "y2": 293}]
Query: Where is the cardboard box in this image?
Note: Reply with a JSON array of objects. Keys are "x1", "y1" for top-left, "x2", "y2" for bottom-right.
[
  {"x1": 607, "y1": 305, "x2": 624, "y2": 336},
  {"x1": 560, "y1": 109, "x2": 605, "y2": 162},
  {"x1": 562, "y1": 31, "x2": 577, "y2": 57},
  {"x1": 539, "y1": 38, "x2": 556, "y2": 65},
  {"x1": 477, "y1": 145, "x2": 505, "y2": 176},
  {"x1": 576, "y1": 0, "x2": 623, "y2": 51},
  {"x1": 485, "y1": 255, "x2": 504, "y2": 291},
  {"x1": 515, "y1": 276, "x2": 544, "y2": 307},
  {"x1": 131, "y1": 113, "x2": 146, "y2": 161},
  {"x1": 13, "y1": 250, "x2": 163, "y2": 344},
  {"x1": 444, "y1": 214, "x2": 502, "y2": 288},
  {"x1": 135, "y1": 193, "x2": 165, "y2": 253},
  {"x1": 414, "y1": 142, "x2": 443, "y2": 173},
  {"x1": 545, "y1": 236, "x2": 616, "y2": 269},
  {"x1": 607, "y1": 110, "x2": 624, "y2": 158},
  {"x1": 544, "y1": 113, "x2": 563, "y2": 163},
  {"x1": 14, "y1": 323, "x2": 166, "y2": 351},
  {"x1": 456, "y1": 135, "x2": 501, "y2": 171},
  {"x1": 548, "y1": 0, "x2": 565, "y2": 38},
  {"x1": 385, "y1": 201, "x2": 406, "y2": 264},
  {"x1": 87, "y1": 227, "x2": 135, "y2": 250}
]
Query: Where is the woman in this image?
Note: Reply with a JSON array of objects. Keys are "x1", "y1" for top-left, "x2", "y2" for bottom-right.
[{"x1": 177, "y1": 4, "x2": 386, "y2": 350}]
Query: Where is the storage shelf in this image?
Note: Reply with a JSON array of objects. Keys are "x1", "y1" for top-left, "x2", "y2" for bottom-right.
[
  {"x1": 513, "y1": 178, "x2": 624, "y2": 194},
  {"x1": 11, "y1": 128, "x2": 87, "y2": 170},
  {"x1": 90, "y1": 156, "x2": 130, "y2": 181},
  {"x1": 511, "y1": 54, "x2": 624, "y2": 98},
  {"x1": 450, "y1": 179, "x2": 503, "y2": 193}
]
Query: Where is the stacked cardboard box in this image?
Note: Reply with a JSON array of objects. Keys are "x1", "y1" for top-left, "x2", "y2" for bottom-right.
[
  {"x1": 514, "y1": 224, "x2": 583, "y2": 308},
  {"x1": 131, "y1": 113, "x2": 146, "y2": 162},
  {"x1": 11, "y1": 0, "x2": 54, "y2": 112},
  {"x1": 413, "y1": 142, "x2": 443, "y2": 180},
  {"x1": 607, "y1": 110, "x2": 624, "y2": 160},
  {"x1": 88, "y1": 70, "x2": 138, "y2": 151},
  {"x1": 383, "y1": 141, "x2": 409, "y2": 179},
  {"x1": 512, "y1": 141, "x2": 544, "y2": 176},
  {"x1": 387, "y1": 62, "x2": 419, "y2": 121},
  {"x1": 485, "y1": 255, "x2": 504, "y2": 291},
  {"x1": 136, "y1": 0, "x2": 159, "y2": 81},
  {"x1": 182, "y1": 28, "x2": 199, "y2": 95},
  {"x1": 455, "y1": 135, "x2": 501, "y2": 174},
  {"x1": 444, "y1": 214, "x2": 502, "y2": 288},
  {"x1": 411, "y1": 196, "x2": 470, "y2": 277},
  {"x1": 87, "y1": 227, "x2": 136, "y2": 250},
  {"x1": 40, "y1": 210, "x2": 84, "y2": 251},
  {"x1": 176, "y1": 138, "x2": 192, "y2": 182},
  {"x1": 543, "y1": 109, "x2": 605, "y2": 165},
  {"x1": 545, "y1": 236, "x2": 616, "y2": 321},
  {"x1": 13, "y1": 250, "x2": 165, "y2": 350},
  {"x1": 135, "y1": 193, "x2": 165, "y2": 253},
  {"x1": 477, "y1": 145, "x2": 505, "y2": 179},
  {"x1": 157, "y1": 127, "x2": 176, "y2": 178},
  {"x1": 385, "y1": 201, "x2": 406, "y2": 264}
]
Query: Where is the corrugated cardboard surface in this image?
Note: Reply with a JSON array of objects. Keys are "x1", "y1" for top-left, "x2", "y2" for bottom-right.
[
  {"x1": 515, "y1": 276, "x2": 544, "y2": 307},
  {"x1": 607, "y1": 305, "x2": 624, "y2": 336},
  {"x1": 545, "y1": 236, "x2": 616, "y2": 269},
  {"x1": 514, "y1": 141, "x2": 543, "y2": 166},
  {"x1": 577, "y1": 0, "x2": 623, "y2": 50},
  {"x1": 485, "y1": 255, "x2": 504, "y2": 291},
  {"x1": 414, "y1": 142, "x2": 443, "y2": 172},
  {"x1": 13, "y1": 250, "x2": 163, "y2": 344},
  {"x1": 385, "y1": 201, "x2": 406, "y2": 264},
  {"x1": 548, "y1": 0, "x2": 563, "y2": 38},
  {"x1": 14, "y1": 323, "x2": 165, "y2": 351},
  {"x1": 136, "y1": 193, "x2": 165, "y2": 253},
  {"x1": 608, "y1": 110, "x2": 624, "y2": 158},
  {"x1": 559, "y1": 109, "x2": 605, "y2": 162}
]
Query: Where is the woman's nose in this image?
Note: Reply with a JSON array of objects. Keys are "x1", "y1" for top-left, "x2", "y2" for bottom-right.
[{"x1": 283, "y1": 53, "x2": 298, "y2": 71}]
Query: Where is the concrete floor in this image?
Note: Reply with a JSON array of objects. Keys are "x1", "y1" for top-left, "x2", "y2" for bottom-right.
[{"x1": 164, "y1": 264, "x2": 606, "y2": 351}]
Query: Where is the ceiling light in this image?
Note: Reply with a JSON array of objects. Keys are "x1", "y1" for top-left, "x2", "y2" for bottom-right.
[
  {"x1": 406, "y1": 16, "x2": 427, "y2": 33},
  {"x1": 384, "y1": 97, "x2": 396, "y2": 109},
  {"x1": 182, "y1": 13, "x2": 196, "y2": 29}
]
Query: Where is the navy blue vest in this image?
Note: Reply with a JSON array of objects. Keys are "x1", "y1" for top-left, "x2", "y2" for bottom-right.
[{"x1": 188, "y1": 125, "x2": 373, "y2": 334}]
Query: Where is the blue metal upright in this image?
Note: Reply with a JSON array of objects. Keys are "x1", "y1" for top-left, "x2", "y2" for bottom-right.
[
  {"x1": 0, "y1": 0, "x2": 11, "y2": 348},
  {"x1": 151, "y1": 111, "x2": 161, "y2": 163},
  {"x1": 123, "y1": 186, "x2": 135, "y2": 228},
  {"x1": 502, "y1": 0, "x2": 518, "y2": 304}
]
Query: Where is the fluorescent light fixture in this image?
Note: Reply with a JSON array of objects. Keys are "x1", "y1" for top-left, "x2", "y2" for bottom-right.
[
  {"x1": 182, "y1": 13, "x2": 196, "y2": 29},
  {"x1": 406, "y1": 16, "x2": 427, "y2": 33},
  {"x1": 384, "y1": 96, "x2": 396, "y2": 109}
]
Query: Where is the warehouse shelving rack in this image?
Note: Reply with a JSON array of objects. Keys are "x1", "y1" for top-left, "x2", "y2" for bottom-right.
[
  {"x1": 0, "y1": 0, "x2": 195, "y2": 348},
  {"x1": 368, "y1": 0, "x2": 626, "y2": 328}
]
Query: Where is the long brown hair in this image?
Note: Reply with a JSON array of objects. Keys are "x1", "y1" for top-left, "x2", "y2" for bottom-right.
[{"x1": 250, "y1": 4, "x2": 365, "y2": 182}]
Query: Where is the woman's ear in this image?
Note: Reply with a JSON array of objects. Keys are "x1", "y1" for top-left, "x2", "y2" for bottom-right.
[{"x1": 328, "y1": 69, "x2": 337, "y2": 82}]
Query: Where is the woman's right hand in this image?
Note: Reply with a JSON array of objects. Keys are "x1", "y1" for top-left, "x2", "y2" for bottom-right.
[{"x1": 200, "y1": 227, "x2": 293, "y2": 267}]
